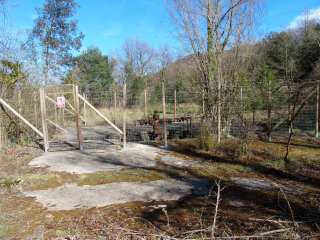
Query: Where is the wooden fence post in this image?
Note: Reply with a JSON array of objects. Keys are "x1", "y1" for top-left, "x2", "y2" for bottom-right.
[
  {"x1": 18, "y1": 91, "x2": 22, "y2": 113},
  {"x1": 162, "y1": 81, "x2": 168, "y2": 147},
  {"x1": 34, "y1": 92, "x2": 39, "y2": 129},
  {"x1": 0, "y1": 116, "x2": 3, "y2": 149},
  {"x1": 39, "y1": 88, "x2": 49, "y2": 152},
  {"x1": 240, "y1": 87, "x2": 244, "y2": 120},
  {"x1": 202, "y1": 89, "x2": 205, "y2": 116},
  {"x1": 174, "y1": 89, "x2": 177, "y2": 121},
  {"x1": 144, "y1": 88, "x2": 148, "y2": 118},
  {"x1": 74, "y1": 85, "x2": 83, "y2": 150},
  {"x1": 123, "y1": 83, "x2": 127, "y2": 148},
  {"x1": 114, "y1": 89, "x2": 117, "y2": 123},
  {"x1": 316, "y1": 81, "x2": 319, "y2": 138},
  {"x1": 62, "y1": 108, "x2": 65, "y2": 127},
  {"x1": 83, "y1": 93, "x2": 87, "y2": 126}
]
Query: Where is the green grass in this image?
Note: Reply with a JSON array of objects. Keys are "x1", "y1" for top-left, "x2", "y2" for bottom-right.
[{"x1": 77, "y1": 169, "x2": 166, "y2": 186}]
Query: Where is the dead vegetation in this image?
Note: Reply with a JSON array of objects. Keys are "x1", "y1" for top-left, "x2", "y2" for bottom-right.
[{"x1": 0, "y1": 134, "x2": 319, "y2": 239}]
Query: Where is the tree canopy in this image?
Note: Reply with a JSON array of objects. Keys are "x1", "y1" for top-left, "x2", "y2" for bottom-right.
[
  {"x1": 65, "y1": 47, "x2": 114, "y2": 96},
  {"x1": 31, "y1": 0, "x2": 84, "y2": 82}
]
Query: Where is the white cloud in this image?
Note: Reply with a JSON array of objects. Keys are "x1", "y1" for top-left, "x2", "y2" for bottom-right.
[{"x1": 288, "y1": 7, "x2": 320, "y2": 29}]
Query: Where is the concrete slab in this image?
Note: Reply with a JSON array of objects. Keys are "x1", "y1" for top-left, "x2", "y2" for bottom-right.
[
  {"x1": 23, "y1": 179, "x2": 208, "y2": 211},
  {"x1": 29, "y1": 143, "x2": 197, "y2": 174},
  {"x1": 231, "y1": 177, "x2": 302, "y2": 195},
  {"x1": 160, "y1": 155, "x2": 198, "y2": 167},
  {"x1": 29, "y1": 143, "x2": 165, "y2": 174}
]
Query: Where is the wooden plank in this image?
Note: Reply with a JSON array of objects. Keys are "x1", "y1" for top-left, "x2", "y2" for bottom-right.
[
  {"x1": 65, "y1": 98, "x2": 76, "y2": 112},
  {"x1": 39, "y1": 88, "x2": 49, "y2": 152},
  {"x1": 45, "y1": 96, "x2": 72, "y2": 114},
  {"x1": 144, "y1": 89, "x2": 147, "y2": 118},
  {"x1": 54, "y1": 93, "x2": 58, "y2": 123},
  {"x1": 162, "y1": 81, "x2": 168, "y2": 147},
  {"x1": 46, "y1": 96, "x2": 86, "y2": 123},
  {"x1": 0, "y1": 97, "x2": 44, "y2": 138},
  {"x1": 123, "y1": 83, "x2": 127, "y2": 148},
  {"x1": 78, "y1": 94, "x2": 123, "y2": 135},
  {"x1": 74, "y1": 85, "x2": 83, "y2": 151},
  {"x1": 62, "y1": 108, "x2": 65, "y2": 127},
  {"x1": 174, "y1": 89, "x2": 177, "y2": 120},
  {"x1": 113, "y1": 90, "x2": 117, "y2": 123},
  {"x1": 46, "y1": 119, "x2": 68, "y2": 133},
  {"x1": 33, "y1": 92, "x2": 39, "y2": 129},
  {"x1": 83, "y1": 94, "x2": 87, "y2": 126}
]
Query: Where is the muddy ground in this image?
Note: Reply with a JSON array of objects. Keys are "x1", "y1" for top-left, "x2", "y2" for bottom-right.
[{"x1": 0, "y1": 135, "x2": 320, "y2": 239}]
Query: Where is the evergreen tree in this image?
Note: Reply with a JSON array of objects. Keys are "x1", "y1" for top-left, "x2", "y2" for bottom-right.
[
  {"x1": 65, "y1": 48, "x2": 114, "y2": 99},
  {"x1": 32, "y1": 0, "x2": 84, "y2": 82}
]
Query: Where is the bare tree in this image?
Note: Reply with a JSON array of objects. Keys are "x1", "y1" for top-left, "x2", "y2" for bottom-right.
[
  {"x1": 167, "y1": 0, "x2": 260, "y2": 143},
  {"x1": 123, "y1": 39, "x2": 156, "y2": 82},
  {"x1": 120, "y1": 39, "x2": 157, "y2": 105}
]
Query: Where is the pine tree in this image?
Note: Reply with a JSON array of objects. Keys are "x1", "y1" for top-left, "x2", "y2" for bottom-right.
[{"x1": 32, "y1": 0, "x2": 84, "y2": 83}]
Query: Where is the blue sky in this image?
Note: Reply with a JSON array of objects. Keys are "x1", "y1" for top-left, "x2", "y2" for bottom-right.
[{"x1": 7, "y1": 0, "x2": 320, "y2": 56}]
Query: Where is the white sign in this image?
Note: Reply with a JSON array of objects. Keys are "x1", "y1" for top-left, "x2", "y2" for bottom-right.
[{"x1": 56, "y1": 96, "x2": 65, "y2": 108}]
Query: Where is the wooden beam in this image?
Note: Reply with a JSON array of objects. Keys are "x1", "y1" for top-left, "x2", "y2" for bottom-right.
[
  {"x1": 144, "y1": 88, "x2": 147, "y2": 118},
  {"x1": 46, "y1": 96, "x2": 86, "y2": 123},
  {"x1": 123, "y1": 83, "x2": 127, "y2": 148},
  {"x1": 83, "y1": 94, "x2": 87, "y2": 126},
  {"x1": 46, "y1": 96, "x2": 72, "y2": 115},
  {"x1": 39, "y1": 88, "x2": 49, "y2": 152},
  {"x1": 113, "y1": 90, "x2": 117, "y2": 124},
  {"x1": 65, "y1": 98, "x2": 76, "y2": 112},
  {"x1": 74, "y1": 85, "x2": 83, "y2": 151},
  {"x1": 174, "y1": 89, "x2": 177, "y2": 120},
  {"x1": 46, "y1": 119, "x2": 68, "y2": 133},
  {"x1": 0, "y1": 98, "x2": 44, "y2": 138},
  {"x1": 162, "y1": 81, "x2": 168, "y2": 147},
  {"x1": 78, "y1": 94, "x2": 123, "y2": 135}
]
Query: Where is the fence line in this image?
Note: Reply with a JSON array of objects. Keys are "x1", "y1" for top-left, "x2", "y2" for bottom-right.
[{"x1": 0, "y1": 81, "x2": 319, "y2": 150}]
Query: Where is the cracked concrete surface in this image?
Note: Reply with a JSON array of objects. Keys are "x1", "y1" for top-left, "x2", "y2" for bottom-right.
[
  {"x1": 26, "y1": 141, "x2": 207, "y2": 210},
  {"x1": 29, "y1": 143, "x2": 167, "y2": 174},
  {"x1": 23, "y1": 179, "x2": 208, "y2": 211}
]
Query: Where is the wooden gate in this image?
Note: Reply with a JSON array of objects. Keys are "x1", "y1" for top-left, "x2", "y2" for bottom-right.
[
  {"x1": 41, "y1": 84, "x2": 123, "y2": 151},
  {"x1": 0, "y1": 84, "x2": 124, "y2": 152}
]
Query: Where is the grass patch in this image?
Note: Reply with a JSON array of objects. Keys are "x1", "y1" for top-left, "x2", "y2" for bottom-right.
[
  {"x1": 0, "y1": 224, "x2": 9, "y2": 238},
  {"x1": 77, "y1": 169, "x2": 166, "y2": 186},
  {"x1": 22, "y1": 173, "x2": 77, "y2": 191}
]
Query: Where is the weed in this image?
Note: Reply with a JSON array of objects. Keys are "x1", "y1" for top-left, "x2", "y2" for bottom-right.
[{"x1": 0, "y1": 176, "x2": 22, "y2": 190}]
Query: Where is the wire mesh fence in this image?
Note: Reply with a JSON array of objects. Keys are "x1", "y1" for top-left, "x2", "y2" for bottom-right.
[{"x1": 0, "y1": 80, "x2": 319, "y2": 150}]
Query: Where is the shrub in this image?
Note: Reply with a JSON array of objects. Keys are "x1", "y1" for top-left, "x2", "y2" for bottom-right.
[{"x1": 198, "y1": 123, "x2": 214, "y2": 151}]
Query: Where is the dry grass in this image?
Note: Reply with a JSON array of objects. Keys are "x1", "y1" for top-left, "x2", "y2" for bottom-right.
[
  {"x1": 84, "y1": 102, "x2": 201, "y2": 127},
  {"x1": 1, "y1": 136, "x2": 320, "y2": 239}
]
